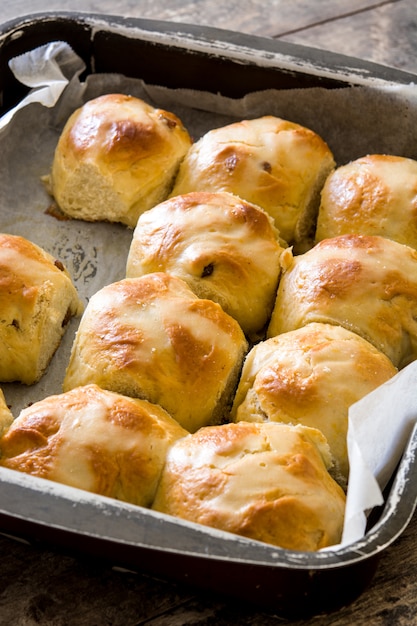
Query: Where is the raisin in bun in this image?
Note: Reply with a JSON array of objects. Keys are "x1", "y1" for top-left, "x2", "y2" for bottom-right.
[
  {"x1": 152, "y1": 421, "x2": 346, "y2": 552},
  {"x1": 46, "y1": 94, "x2": 192, "y2": 228},
  {"x1": 316, "y1": 155, "x2": 417, "y2": 248},
  {"x1": 0, "y1": 233, "x2": 83, "y2": 384},
  {"x1": 231, "y1": 323, "x2": 397, "y2": 485},
  {"x1": 170, "y1": 115, "x2": 335, "y2": 251},
  {"x1": 0, "y1": 384, "x2": 187, "y2": 506},
  {"x1": 63, "y1": 273, "x2": 248, "y2": 432},
  {"x1": 267, "y1": 234, "x2": 417, "y2": 369},
  {"x1": 126, "y1": 191, "x2": 285, "y2": 340}
]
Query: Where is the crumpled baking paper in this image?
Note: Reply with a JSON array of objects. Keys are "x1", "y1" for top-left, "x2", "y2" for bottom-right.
[
  {"x1": 343, "y1": 361, "x2": 417, "y2": 544},
  {"x1": 0, "y1": 40, "x2": 86, "y2": 131}
]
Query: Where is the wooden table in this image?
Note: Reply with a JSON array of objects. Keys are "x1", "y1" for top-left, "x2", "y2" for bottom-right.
[{"x1": 0, "y1": 2, "x2": 416, "y2": 624}]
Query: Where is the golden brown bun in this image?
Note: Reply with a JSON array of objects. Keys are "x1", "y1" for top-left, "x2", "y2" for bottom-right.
[
  {"x1": 0, "y1": 389, "x2": 13, "y2": 436},
  {"x1": 0, "y1": 384, "x2": 187, "y2": 506},
  {"x1": 47, "y1": 94, "x2": 192, "y2": 228},
  {"x1": 126, "y1": 191, "x2": 285, "y2": 339},
  {"x1": 63, "y1": 273, "x2": 248, "y2": 432},
  {"x1": 267, "y1": 234, "x2": 417, "y2": 368},
  {"x1": 170, "y1": 115, "x2": 335, "y2": 250},
  {"x1": 152, "y1": 421, "x2": 346, "y2": 551},
  {"x1": 232, "y1": 323, "x2": 397, "y2": 484},
  {"x1": 0, "y1": 233, "x2": 83, "y2": 384},
  {"x1": 316, "y1": 155, "x2": 417, "y2": 248}
]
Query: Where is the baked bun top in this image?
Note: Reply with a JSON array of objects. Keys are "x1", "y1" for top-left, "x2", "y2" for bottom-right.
[
  {"x1": 232, "y1": 322, "x2": 397, "y2": 484},
  {"x1": 152, "y1": 421, "x2": 346, "y2": 552},
  {"x1": 267, "y1": 234, "x2": 417, "y2": 368},
  {"x1": 170, "y1": 115, "x2": 335, "y2": 250},
  {"x1": 0, "y1": 384, "x2": 187, "y2": 506},
  {"x1": 316, "y1": 155, "x2": 417, "y2": 248},
  {"x1": 126, "y1": 191, "x2": 285, "y2": 339},
  {"x1": 63, "y1": 273, "x2": 248, "y2": 432},
  {"x1": 47, "y1": 94, "x2": 192, "y2": 228},
  {"x1": 0, "y1": 233, "x2": 83, "y2": 384}
]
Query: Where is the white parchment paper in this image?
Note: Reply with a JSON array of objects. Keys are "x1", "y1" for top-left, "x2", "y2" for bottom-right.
[{"x1": 1, "y1": 41, "x2": 417, "y2": 549}]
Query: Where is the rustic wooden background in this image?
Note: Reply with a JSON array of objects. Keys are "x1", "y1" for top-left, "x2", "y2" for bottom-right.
[{"x1": 0, "y1": 1, "x2": 416, "y2": 625}]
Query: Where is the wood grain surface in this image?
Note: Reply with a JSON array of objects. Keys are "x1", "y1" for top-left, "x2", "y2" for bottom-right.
[{"x1": 0, "y1": 2, "x2": 416, "y2": 624}]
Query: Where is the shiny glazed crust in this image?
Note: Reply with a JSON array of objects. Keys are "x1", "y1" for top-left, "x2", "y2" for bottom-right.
[
  {"x1": 63, "y1": 273, "x2": 248, "y2": 432},
  {"x1": 0, "y1": 384, "x2": 188, "y2": 506},
  {"x1": 231, "y1": 322, "x2": 397, "y2": 483},
  {"x1": 315, "y1": 154, "x2": 417, "y2": 248},
  {"x1": 170, "y1": 115, "x2": 335, "y2": 250},
  {"x1": 0, "y1": 233, "x2": 83, "y2": 384},
  {"x1": 126, "y1": 191, "x2": 285, "y2": 339},
  {"x1": 152, "y1": 421, "x2": 346, "y2": 551},
  {"x1": 267, "y1": 234, "x2": 417, "y2": 368},
  {"x1": 48, "y1": 94, "x2": 192, "y2": 228}
]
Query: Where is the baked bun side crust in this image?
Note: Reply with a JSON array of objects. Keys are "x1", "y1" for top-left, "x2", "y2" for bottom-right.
[
  {"x1": 232, "y1": 323, "x2": 397, "y2": 484},
  {"x1": 316, "y1": 154, "x2": 417, "y2": 248},
  {"x1": 152, "y1": 421, "x2": 346, "y2": 552},
  {"x1": 63, "y1": 273, "x2": 248, "y2": 432},
  {"x1": 170, "y1": 115, "x2": 335, "y2": 250},
  {"x1": 0, "y1": 384, "x2": 188, "y2": 506},
  {"x1": 126, "y1": 191, "x2": 285, "y2": 339},
  {"x1": 0, "y1": 388, "x2": 13, "y2": 436},
  {"x1": 0, "y1": 233, "x2": 83, "y2": 384},
  {"x1": 48, "y1": 94, "x2": 192, "y2": 228},
  {"x1": 267, "y1": 234, "x2": 417, "y2": 368}
]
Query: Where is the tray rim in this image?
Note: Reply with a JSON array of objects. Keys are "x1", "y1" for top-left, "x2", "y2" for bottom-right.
[{"x1": 1, "y1": 11, "x2": 417, "y2": 91}]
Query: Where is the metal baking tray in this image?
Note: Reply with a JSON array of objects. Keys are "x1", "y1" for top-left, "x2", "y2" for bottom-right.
[{"x1": 0, "y1": 12, "x2": 417, "y2": 619}]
